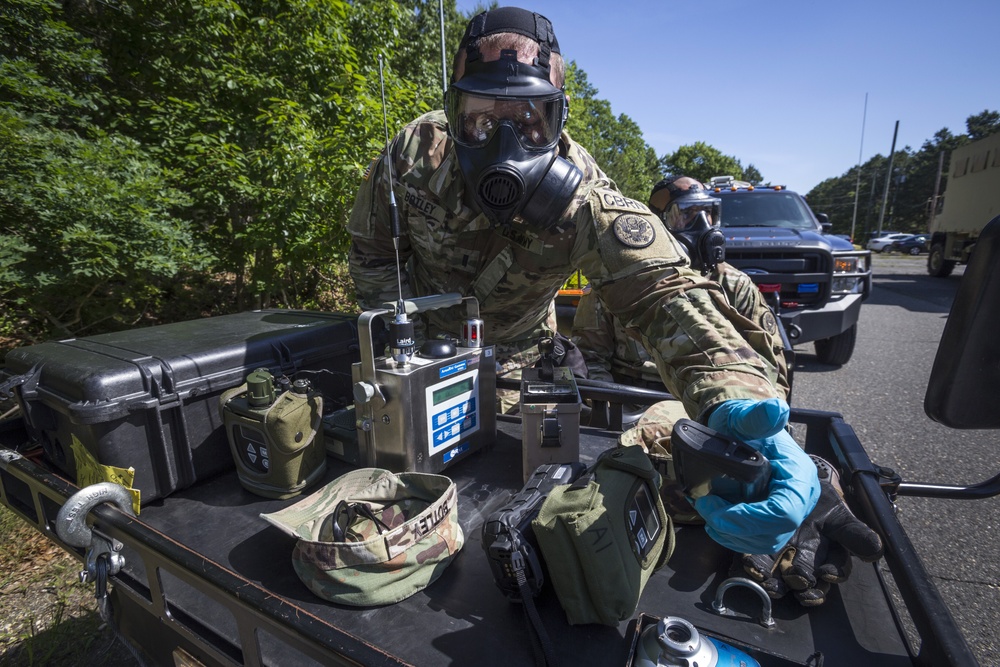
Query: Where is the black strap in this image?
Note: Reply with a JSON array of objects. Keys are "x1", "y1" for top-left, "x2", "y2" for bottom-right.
[
  {"x1": 330, "y1": 501, "x2": 391, "y2": 542},
  {"x1": 569, "y1": 463, "x2": 597, "y2": 491},
  {"x1": 462, "y1": 11, "x2": 488, "y2": 64},
  {"x1": 532, "y1": 13, "x2": 553, "y2": 71},
  {"x1": 459, "y1": 8, "x2": 560, "y2": 74},
  {"x1": 513, "y1": 551, "x2": 558, "y2": 667}
]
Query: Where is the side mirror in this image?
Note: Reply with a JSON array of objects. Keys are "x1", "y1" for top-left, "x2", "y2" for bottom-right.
[
  {"x1": 924, "y1": 215, "x2": 1000, "y2": 428},
  {"x1": 816, "y1": 213, "x2": 832, "y2": 233}
]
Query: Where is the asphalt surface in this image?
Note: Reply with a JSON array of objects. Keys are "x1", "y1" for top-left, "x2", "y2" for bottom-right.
[{"x1": 789, "y1": 253, "x2": 1000, "y2": 666}]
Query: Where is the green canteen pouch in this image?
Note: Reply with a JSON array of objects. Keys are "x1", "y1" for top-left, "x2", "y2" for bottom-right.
[
  {"x1": 221, "y1": 382, "x2": 327, "y2": 499},
  {"x1": 260, "y1": 468, "x2": 464, "y2": 606},
  {"x1": 531, "y1": 445, "x2": 674, "y2": 626}
]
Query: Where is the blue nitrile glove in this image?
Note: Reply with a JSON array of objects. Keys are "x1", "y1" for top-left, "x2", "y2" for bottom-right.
[{"x1": 694, "y1": 398, "x2": 820, "y2": 554}]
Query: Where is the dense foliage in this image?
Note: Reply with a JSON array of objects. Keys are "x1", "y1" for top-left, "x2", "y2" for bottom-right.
[
  {"x1": 1, "y1": 0, "x2": 460, "y2": 347},
  {"x1": 2, "y1": 0, "x2": 997, "y2": 350},
  {"x1": 1, "y1": 0, "x2": 210, "y2": 344},
  {"x1": 564, "y1": 64, "x2": 660, "y2": 200}
]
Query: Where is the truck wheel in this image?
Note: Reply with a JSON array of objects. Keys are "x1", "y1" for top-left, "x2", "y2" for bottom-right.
[
  {"x1": 814, "y1": 324, "x2": 857, "y2": 366},
  {"x1": 927, "y1": 244, "x2": 955, "y2": 277}
]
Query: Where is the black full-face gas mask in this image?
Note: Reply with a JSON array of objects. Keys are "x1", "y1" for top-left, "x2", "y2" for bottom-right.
[
  {"x1": 660, "y1": 186, "x2": 725, "y2": 275},
  {"x1": 445, "y1": 9, "x2": 582, "y2": 228}
]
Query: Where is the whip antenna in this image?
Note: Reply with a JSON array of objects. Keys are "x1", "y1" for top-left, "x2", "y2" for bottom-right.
[{"x1": 378, "y1": 54, "x2": 415, "y2": 365}]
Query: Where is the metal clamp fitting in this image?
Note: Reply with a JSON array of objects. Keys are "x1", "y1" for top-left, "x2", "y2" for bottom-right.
[
  {"x1": 711, "y1": 576, "x2": 775, "y2": 628},
  {"x1": 55, "y1": 482, "x2": 135, "y2": 582}
]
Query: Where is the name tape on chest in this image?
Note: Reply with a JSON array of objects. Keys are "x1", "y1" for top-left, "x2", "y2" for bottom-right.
[
  {"x1": 404, "y1": 188, "x2": 448, "y2": 223},
  {"x1": 497, "y1": 224, "x2": 545, "y2": 255}
]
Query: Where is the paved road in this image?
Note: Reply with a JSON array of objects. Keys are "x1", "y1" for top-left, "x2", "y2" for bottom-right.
[{"x1": 790, "y1": 253, "x2": 999, "y2": 665}]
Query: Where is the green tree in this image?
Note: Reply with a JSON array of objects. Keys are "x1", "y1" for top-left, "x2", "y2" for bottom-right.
[
  {"x1": 564, "y1": 63, "x2": 660, "y2": 200},
  {"x1": 966, "y1": 109, "x2": 1000, "y2": 141},
  {"x1": 76, "y1": 1, "x2": 390, "y2": 309},
  {"x1": 65, "y1": 0, "x2": 461, "y2": 311},
  {"x1": 659, "y1": 142, "x2": 748, "y2": 185},
  {"x1": 1, "y1": 0, "x2": 209, "y2": 345}
]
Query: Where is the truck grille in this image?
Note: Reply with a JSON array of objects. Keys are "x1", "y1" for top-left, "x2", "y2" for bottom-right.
[{"x1": 724, "y1": 250, "x2": 831, "y2": 308}]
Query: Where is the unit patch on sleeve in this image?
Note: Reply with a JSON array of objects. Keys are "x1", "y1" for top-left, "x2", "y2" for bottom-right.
[
  {"x1": 597, "y1": 189, "x2": 651, "y2": 214},
  {"x1": 760, "y1": 309, "x2": 777, "y2": 335},
  {"x1": 612, "y1": 214, "x2": 656, "y2": 248}
]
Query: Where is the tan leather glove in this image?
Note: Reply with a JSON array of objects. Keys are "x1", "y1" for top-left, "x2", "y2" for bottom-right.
[{"x1": 740, "y1": 456, "x2": 884, "y2": 606}]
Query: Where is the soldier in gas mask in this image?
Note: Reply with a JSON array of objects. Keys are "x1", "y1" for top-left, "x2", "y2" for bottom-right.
[
  {"x1": 648, "y1": 176, "x2": 790, "y2": 397},
  {"x1": 347, "y1": 6, "x2": 819, "y2": 556}
]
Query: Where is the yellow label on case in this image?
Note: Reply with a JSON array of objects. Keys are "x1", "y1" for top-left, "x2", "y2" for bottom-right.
[{"x1": 71, "y1": 436, "x2": 141, "y2": 514}]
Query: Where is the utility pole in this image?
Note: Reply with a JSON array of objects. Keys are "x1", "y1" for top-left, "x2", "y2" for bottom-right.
[
  {"x1": 876, "y1": 121, "x2": 899, "y2": 238},
  {"x1": 850, "y1": 93, "x2": 868, "y2": 244},
  {"x1": 862, "y1": 168, "x2": 878, "y2": 240}
]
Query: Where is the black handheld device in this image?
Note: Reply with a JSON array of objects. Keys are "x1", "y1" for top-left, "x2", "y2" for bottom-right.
[
  {"x1": 482, "y1": 461, "x2": 587, "y2": 601},
  {"x1": 670, "y1": 419, "x2": 771, "y2": 505}
]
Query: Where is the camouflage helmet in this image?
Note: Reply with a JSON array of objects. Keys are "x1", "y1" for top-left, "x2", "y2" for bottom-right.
[{"x1": 261, "y1": 468, "x2": 464, "y2": 606}]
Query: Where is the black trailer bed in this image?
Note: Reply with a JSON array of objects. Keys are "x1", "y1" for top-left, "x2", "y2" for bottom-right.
[{"x1": 3, "y1": 409, "x2": 949, "y2": 667}]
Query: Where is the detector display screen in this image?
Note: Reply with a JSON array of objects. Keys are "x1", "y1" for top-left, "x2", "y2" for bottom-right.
[{"x1": 433, "y1": 377, "x2": 475, "y2": 405}]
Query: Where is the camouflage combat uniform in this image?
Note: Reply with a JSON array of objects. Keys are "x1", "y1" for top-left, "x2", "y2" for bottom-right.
[
  {"x1": 348, "y1": 110, "x2": 782, "y2": 420},
  {"x1": 571, "y1": 288, "x2": 662, "y2": 387},
  {"x1": 572, "y1": 265, "x2": 790, "y2": 400}
]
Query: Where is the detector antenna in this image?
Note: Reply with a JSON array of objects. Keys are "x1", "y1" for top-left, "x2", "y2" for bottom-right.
[{"x1": 378, "y1": 54, "x2": 415, "y2": 366}]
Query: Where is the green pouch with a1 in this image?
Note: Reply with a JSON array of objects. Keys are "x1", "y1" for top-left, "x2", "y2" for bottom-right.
[{"x1": 531, "y1": 445, "x2": 674, "y2": 626}]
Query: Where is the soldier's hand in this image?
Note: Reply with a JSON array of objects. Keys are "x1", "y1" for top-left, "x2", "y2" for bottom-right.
[
  {"x1": 694, "y1": 398, "x2": 820, "y2": 554},
  {"x1": 740, "y1": 456, "x2": 884, "y2": 606}
]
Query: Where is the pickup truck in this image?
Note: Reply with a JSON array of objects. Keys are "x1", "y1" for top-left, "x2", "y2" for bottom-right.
[
  {"x1": 708, "y1": 176, "x2": 872, "y2": 366},
  {"x1": 1, "y1": 219, "x2": 997, "y2": 667}
]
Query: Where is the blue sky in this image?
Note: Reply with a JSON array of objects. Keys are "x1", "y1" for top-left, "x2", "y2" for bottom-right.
[{"x1": 454, "y1": 1, "x2": 999, "y2": 195}]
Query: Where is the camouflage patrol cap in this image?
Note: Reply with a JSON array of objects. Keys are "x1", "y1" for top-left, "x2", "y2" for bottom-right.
[{"x1": 261, "y1": 468, "x2": 464, "y2": 606}]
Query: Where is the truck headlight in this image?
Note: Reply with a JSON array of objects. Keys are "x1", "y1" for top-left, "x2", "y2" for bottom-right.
[{"x1": 831, "y1": 255, "x2": 866, "y2": 293}]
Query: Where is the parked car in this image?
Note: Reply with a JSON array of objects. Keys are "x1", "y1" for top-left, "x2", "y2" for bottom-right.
[
  {"x1": 868, "y1": 232, "x2": 913, "y2": 252},
  {"x1": 891, "y1": 234, "x2": 930, "y2": 255}
]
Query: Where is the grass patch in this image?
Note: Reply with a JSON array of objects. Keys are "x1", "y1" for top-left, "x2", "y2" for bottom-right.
[{"x1": 0, "y1": 505, "x2": 137, "y2": 666}]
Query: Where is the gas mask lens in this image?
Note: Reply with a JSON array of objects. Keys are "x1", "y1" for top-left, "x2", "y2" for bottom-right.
[
  {"x1": 446, "y1": 90, "x2": 565, "y2": 150},
  {"x1": 663, "y1": 195, "x2": 721, "y2": 231}
]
